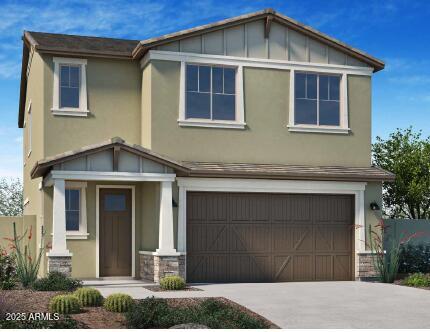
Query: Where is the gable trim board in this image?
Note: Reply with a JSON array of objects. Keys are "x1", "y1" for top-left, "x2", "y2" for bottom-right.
[
  {"x1": 142, "y1": 50, "x2": 373, "y2": 76},
  {"x1": 133, "y1": 9, "x2": 384, "y2": 72}
]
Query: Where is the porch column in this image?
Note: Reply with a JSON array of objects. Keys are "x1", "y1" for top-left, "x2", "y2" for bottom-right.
[
  {"x1": 156, "y1": 180, "x2": 177, "y2": 255},
  {"x1": 49, "y1": 179, "x2": 71, "y2": 256}
]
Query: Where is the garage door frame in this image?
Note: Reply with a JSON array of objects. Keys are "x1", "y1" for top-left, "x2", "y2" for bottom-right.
[{"x1": 177, "y1": 177, "x2": 366, "y2": 280}]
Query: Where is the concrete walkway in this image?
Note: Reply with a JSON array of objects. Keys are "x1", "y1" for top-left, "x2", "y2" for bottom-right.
[{"x1": 88, "y1": 280, "x2": 430, "y2": 328}]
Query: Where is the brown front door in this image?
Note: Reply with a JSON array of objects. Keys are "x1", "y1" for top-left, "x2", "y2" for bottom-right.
[
  {"x1": 187, "y1": 192, "x2": 354, "y2": 283},
  {"x1": 99, "y1": 188, "x2": 132, "y2": 277}
]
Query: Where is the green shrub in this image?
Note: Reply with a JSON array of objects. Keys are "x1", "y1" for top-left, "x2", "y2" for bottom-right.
[
  {"x1": 399, "y1": 244, "x2": 430, "y2": 273},
  {"x1": 159, "y1": 275, "x2": 186, "y2": 290},
  {"x1": 33, "y1": 271, "x2": 82, "y2": 291},
  {"x1": 126, "y1": 297, "x2": 173, "y2": 328},
  {"x1": 0, "y1": 247, "x2": 16, "y2": 290},
  {"x1": 49, "y1": 294, "x2": 81, "y2": 314},
  {"x1": 103, "y1": 293, "x2": 134, "y2": 312},
  {"x1": 74, "y1": 287, "x2": 103, "y2": 307},
  {"x1": 126, "y1": 297, "x2": 268, "y2": 329},
  {"x1": 402, "y1": 273, "x2": 430, "y2": 287}
]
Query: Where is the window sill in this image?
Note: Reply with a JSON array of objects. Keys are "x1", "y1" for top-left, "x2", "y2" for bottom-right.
[
  {"x1": 287, "y1": 125, "x2": 350, "y2": 134},
  {"x1": 63, "y1": 232, "x2": 89, "y2": 240},
  {"x1": 178, "y1": 119, "x2": 246, "y2": 129},
  {"x1": 51, "y1": 108, "x2": 90, "y2": 117}
]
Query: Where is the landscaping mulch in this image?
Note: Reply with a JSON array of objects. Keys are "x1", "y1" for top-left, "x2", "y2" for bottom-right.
[
  {"x1": 143, "y1": 285, "x2": 203, "y2": 292},
  {"x1": 0, "y1": 289, "x2": 61, "y2": 313},
  {"x1": 72, "y1": 307, "x2": 126, "y2": 329}
]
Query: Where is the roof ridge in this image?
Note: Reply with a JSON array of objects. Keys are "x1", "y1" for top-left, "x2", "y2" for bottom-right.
[{"x1": 26, "y1": 30, "x2": 139, "y2": 43}]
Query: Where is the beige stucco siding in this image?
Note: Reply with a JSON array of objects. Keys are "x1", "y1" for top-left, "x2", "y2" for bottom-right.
[
  {"x1": 148, "y1": 60, "x2": 372, "y2": 167},
  {"x1": 43, "y1": 56, "x2": 142, "y2": 156}
]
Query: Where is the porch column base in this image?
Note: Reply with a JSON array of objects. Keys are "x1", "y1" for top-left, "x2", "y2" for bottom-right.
[
  {"x1": 357, "y1": 252, "x2": 379, "y2": 281},
  {"x1": 47, "y1": 255, "x2": 72, "y2": 277},
  {"x1": 139, "y1": 252, "x2": 185, "y2": 283}
]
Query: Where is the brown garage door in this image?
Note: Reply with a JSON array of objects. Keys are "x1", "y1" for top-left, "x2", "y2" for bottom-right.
[{"x1": 186, "y1": 192, "x2": 354, "y2": 283}]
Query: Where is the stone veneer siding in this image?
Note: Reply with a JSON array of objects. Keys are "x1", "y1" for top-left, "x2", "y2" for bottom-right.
[
  {"x1": 47, "y1": 256, "x2": 72, "y2": 277},
  {"x1": 357, "y1": 252, "x2": 379, "y2": 280},
  {"x1": 140, "y1": 253, "x2": 185, "y2": 283}
]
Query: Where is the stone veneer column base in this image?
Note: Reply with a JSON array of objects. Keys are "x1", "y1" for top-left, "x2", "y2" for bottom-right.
[
  {"x1": 140, "y1": 252, "x2": 185, "y2": 283},
  {"x1": 47, "y1": 256, "x2": 72, "y2": 277},
  {"x1": 357, "y1": 252, "x2": 379, "y2": 281}
]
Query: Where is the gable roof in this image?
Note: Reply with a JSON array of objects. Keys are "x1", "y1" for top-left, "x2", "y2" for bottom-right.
[
  {"x1": 132, "y1": 8, "x2": 385, "y2": 71},
  {"x1": 30, "y1": 137, "x2": 188, "y2": 178},
  {"x1": 24, "y1": 31, "x2": 139, "y2": 59}
]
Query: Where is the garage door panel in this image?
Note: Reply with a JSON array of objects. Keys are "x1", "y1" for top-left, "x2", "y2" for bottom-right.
[
  {"x1": 187, "y1": 192, "x2": 353, "y2": 283},
  {"x1": 271, "y1": 194, "x2": 312, "y2": 222},
  {"x1": 230, "y1": 194, "x2": 270, "y2": 222},
  {"x1": 273, "y1": 255, "x2": 293, "y2": 281},
  {"x1": 273, "y1": 225, "x2": 313, "y2": 252},
  {"x1": 333, "y1": 255, "x2": 352, "y2": 280},
  {"x1": 313, "y1": 195, "x2": 352, "y2": 223},
  {"x1": 207, "y1": 193, "x2": 229, "y2": 222},
  {"x1": 230, "y1": 224, "x2": 271, "y2": 252},
  {"x1": 187, "y1": 193, "x2": 207, "y2": 223},
  {"x1": 315, "y1": 255, "x2": 333, "y2": 280},
  {"x1": 293, "y1": 255, "x2": 314, "y2": 281},
  {"x1": 229, "y1": 255, "x2": 271, "y2": 282}
]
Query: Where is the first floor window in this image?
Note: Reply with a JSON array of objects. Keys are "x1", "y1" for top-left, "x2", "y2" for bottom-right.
[
  {"x1": 65, "y1": 189, "x2": 80, "y2": 231},
  {"x1": 295, "y1": 72, "x2": 340, "y2": 126},
  {"x1": 186, "y1": 64, "x2": 236, "y2": 121}
]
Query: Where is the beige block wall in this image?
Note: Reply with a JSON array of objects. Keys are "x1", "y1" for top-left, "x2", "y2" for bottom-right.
[
  {"x1": 147, "y1": 60, "x2": 372, "y2": 167},
  {"x1": 0, "y1": 216, "x2": 37, "y2": 255}
]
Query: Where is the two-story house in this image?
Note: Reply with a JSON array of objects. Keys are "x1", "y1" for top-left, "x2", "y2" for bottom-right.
[{"x1": 18, "y1": 9, "x2": 393, "y2": 283}]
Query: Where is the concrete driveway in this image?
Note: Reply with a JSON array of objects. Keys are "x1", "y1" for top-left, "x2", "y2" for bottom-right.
[{"x1": 90, "y1": 281, "x2": 430, "y2": 328}]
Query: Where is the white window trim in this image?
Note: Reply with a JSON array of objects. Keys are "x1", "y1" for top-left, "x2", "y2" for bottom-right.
[
  {"x1": 178, "y1": 62, "x2": 245, "y2": 129},
  {"x1": 52, "y1": 57, "x2": 89, "y2": 117},
  {"x1": 27, "y1": 100, "x2": 32, "y2": 157},
  {"x1": 65, "y1": 181, "x2": 88, "y2": 239},
  {"x1": 287, "y1": 69, "x2": 350, "y2": 134}
]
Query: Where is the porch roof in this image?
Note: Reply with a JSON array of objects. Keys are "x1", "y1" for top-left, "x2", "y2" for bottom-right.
[{"x1": 30, "y1": 137, "x2": 188, "y2": 178}]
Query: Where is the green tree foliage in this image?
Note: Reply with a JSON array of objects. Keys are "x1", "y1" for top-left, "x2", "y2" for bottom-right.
[
  {"x1": 0, "y1": 178, "x2": 23, "y2": 216},
  {"x1": 373, "y1": 128, "x2": 430, "y2": 219}
]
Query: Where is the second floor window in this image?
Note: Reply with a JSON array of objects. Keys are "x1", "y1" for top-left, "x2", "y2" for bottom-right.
[
  {"x1": 294, "y1": 72, "x2": 340, "y2": 126},
  {"x1": 186, "y1": 64, "x2": 236, "y2": 121},
  {"x1": 60, "y1": 65, "x2": 80, "y2": 108}
]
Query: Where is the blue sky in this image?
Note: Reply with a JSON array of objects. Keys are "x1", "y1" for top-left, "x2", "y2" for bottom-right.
[{"x1": 0, "y1": 0, "x2": 429, "y2": 178}]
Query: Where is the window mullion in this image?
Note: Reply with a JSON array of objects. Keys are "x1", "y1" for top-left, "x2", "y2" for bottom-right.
[
  {"x1": 210, "y1": 66, "x2": 213, "y2": 120},
  {"x1": 317, "y1": 74, "x2": 320, "y2": 126}
]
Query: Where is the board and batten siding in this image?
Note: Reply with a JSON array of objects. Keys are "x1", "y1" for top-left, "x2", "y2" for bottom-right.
[{"x1": 156, "y1": 20, "x2": 368, "y2": 67}]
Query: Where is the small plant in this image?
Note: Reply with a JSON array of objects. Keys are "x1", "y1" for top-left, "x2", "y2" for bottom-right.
[
  {"x1": 402, "y1": 273, "x2": 430, "y2": 288},
  {"x1": 33, "y1": 271, "x2": 82, "y2": 291},
  {"x1": 103, "y1": 293, "x2": 134, "y2": 312},
  {"x1": 367, "y1": 220, "x2": 420, "y2": 283},
  {"x1": 74, "y1": 287, "x2": 103, "y2": 307},
  {"x1": 4, "y1": 222, "x2": 46, "y2": 287},
  {"x1": 49, "y1": 294, "x2": 81, "y2": 314},
  {"x1": 159, "y1": 275, "x2": 186, "y2": 290},
  {"x1": 0, "y1": 247, "x2": 16, "y2": 289}
]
